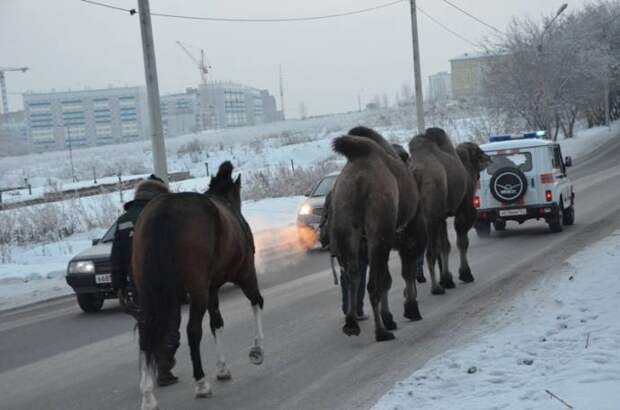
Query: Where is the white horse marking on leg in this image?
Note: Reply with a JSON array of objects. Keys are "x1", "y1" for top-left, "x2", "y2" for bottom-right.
[
  {"x1": 195, "y1": 377, "x2": 212, "y2": 398},
  {"x1": 249, "y1": 305, "x2": 264, "y2": 365},
  {"x1": 140, "y1": 352, "x2": 158, "y2": 410},
  {"x1": 214, "y1": 328, "x2": 232, "y2": 380}
]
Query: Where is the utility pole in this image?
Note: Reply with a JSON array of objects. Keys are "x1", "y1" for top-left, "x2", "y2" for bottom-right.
[
  {"x1": 279, "y1": 64, "x2": 286, "y2": 120},
  {"x1": 137, "y1": 0, "x2": 169, "y2": 185},
  {"x1": 604, "y1": 77, "x2": 611, "y2": 130},
  {"x1": 409, "y1": 0, "x2": 425, "y2": 133}
]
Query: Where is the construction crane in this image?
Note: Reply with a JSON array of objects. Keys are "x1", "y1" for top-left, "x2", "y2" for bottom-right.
[
  {"x1": 0, "y1": 66, "x2": 28, "y2": 114},
  {"x1": 176, "y1": 41, "x2": 211, "y2": 130}
]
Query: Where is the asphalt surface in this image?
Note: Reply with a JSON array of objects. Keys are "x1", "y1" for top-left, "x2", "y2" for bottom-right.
[{"x1": 2, "y1": 135, "x2": 620, "y2": 410}]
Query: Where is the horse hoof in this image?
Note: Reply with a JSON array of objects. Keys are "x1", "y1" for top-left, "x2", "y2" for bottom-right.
[
  {"x1": 459, "y1": 268, "x2": 475, "y2": 283},
  {"x1": 375, "y1": 329, "x2": 395, "y2": 342},
  {"x1": 440, "y1": 276, "x2": 456, "y2": 289},
  {"x1": 381, "y1": 312, "x2": 398, "y2": 330},
  {"x1": 249, "y1": 346, "x2": 264, "y2": 365},
  {"x1": 416, "y1": 274, "x2": 426, "y2": 284},
  {"x1": 215, "y1": 362, "x2": 232, "y2": 381},
  {"x1": 343, "y1": 324, "x2": 361, "y2": 336},
  {"x1": 404, "y1": 300, "x2": 423, "y2": 321},
  {"x1": 195, "y1": 378, "x2": 212, "y2": 398},
  {"x1": 431, "y1": 286, "x2": 446, "y2": 295}
]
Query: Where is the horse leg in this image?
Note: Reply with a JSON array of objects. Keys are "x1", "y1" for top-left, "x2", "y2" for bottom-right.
[
  {"x1": 380, "y1": 265, "x2": 397, "y2": 330},
  {"x1": 239, "y1": 272, "x2": 266, "y2": 365},
  {"x1": 139, "y1": 351, "x2": 158, "y2": 410},
  {"x1": 368, "y1": 242, "x2": 395, "y2": 342},
  {"x1": 208, "y1": 288, "x2": 232, "y2": 381},
  {"x1": 187, "y1": 294, "x2": 211, "y2": 398},
  {"x1": 438, "y1": 219, "x2": 456, "y2": 289},
  {"x1": 455, "y1": 206, "x2": 475, "y2": 283}
]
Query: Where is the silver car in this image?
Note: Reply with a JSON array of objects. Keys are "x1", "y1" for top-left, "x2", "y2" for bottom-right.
[{"x1": 296, "y1": 171, "x2": 339, "y2": 250}]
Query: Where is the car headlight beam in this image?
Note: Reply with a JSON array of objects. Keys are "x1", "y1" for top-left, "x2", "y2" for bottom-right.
[
  {"x1": 68, "y1": 260, "x2": 96, "y2": 274},
  {"x1": 298, "y1": 204, "x2": 313, "y2": 216}
]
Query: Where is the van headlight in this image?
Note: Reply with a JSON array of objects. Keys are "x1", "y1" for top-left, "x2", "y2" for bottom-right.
[
  {"x1": 68, "y1": 261, "x2": 95, "y2": 274},
  {"x1": 298, "y1": 204, "x2": 313, "y2": 216}
]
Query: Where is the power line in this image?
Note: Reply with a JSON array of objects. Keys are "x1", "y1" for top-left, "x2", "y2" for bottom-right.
[
  {"x1": 81, "y1": 0, "x2": 407, "y2": 22},
  {"x1": 439, "y1": 0, "x2": 505, "y2": 35},
  {"x1": 416, "y1": 5, "x2": 479, "y2": 48}
]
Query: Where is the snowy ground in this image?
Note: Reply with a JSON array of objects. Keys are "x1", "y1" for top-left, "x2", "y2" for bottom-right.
[
  {"x1": 372, "y1": 231, "x2": 620, "y2": 410},
  {"x1": 0, "y1": 195, "x2": 305, "y2": 311}
]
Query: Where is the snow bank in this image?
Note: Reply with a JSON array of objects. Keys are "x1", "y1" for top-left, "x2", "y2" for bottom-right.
[
  {"x1": 372, "y1": 231, "x2": 620, "y2": 410},
  {"x1": 559, "y1": 121, "x2": 620, "y2": 161}
]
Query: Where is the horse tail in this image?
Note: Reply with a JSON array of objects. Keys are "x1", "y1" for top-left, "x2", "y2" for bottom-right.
[
  {"x1": 333, "y1": 135, "x2": 372, "y2": 160},
  {"x1": 137, "y1": 209, "x2": 179, "y2": 370}
]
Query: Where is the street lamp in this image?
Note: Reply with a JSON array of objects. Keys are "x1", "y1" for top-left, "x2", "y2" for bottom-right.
[{"x1": 538, "y1": 3, "x2": 568, "y2": 52}]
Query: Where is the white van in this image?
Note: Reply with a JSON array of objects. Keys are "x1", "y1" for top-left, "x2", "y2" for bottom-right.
[{"x1": 474, "y1": 132, "x2": 575, "y2": 235}]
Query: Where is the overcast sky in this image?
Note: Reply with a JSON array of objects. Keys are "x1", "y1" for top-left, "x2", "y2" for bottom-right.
[{"x1": 1, "y1": 0, "x2": 590, "y2": 117}]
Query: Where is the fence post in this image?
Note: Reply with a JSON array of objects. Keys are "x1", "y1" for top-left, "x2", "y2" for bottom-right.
[
  {"x1": 205, "y1": 162, "x2": 209, "y2": 176},
  {"x1": 118, "y1": 173, "x2": 123, "y2": 203},
  {"x1": 290, "y1": 159, "x2": 295, "y2": 172},
  {"x1": 93, "y1": 167, "x2": 97, "y2": 184}
]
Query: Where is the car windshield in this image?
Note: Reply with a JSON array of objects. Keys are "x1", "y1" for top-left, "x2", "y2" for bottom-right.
[
  {"x1": 100, "y1": 223, "x2": 117, "y2": 243},
  {"x1": 486, "y1": 152, "x2": 533, "y2": 175},
  {"x1": 311, "y1": 175, "x2": 337, "y2": 197}
]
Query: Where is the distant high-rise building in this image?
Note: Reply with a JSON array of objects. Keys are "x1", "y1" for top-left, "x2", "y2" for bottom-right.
[
  {"x1": 0, "y1": 110, "x2": 28, "y2": 156},
  {"x1": 22, "y1": 86, "x2": 148, "y2": 152},
  {"x1": 428, "y1": 72, "x2": 452, "y2": 101},
  {"x1": 450, "y1": 52, "x2": 505, "y2": 100},
  {"x1": 206, "y1": 82, "x2": 281, "y2": 129},
  {"x1": 160, "y1": 89, "x2": 202, "y2": 138}
]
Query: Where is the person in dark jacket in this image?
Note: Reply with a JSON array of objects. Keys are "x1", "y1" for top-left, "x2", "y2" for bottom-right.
[
  {"x1": 319, "y1": 190, "x2": 368, "y2": 320},
  {"x1": 110, "y1": 174, "x2": 179, "y2": 386}
]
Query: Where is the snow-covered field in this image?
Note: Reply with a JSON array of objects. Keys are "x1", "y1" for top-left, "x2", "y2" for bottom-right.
[{"x1": 372, "y1": 231, "x2": 620, "y2": 410}]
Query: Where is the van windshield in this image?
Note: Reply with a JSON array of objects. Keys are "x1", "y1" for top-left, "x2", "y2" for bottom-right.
[
  {"x1": 486, "y1": 152, "x2": 533, "y2": 175},
  {"x1": 311, "y1": 175, "x2": 337, "y2": 197},
  {"x1": 100, "y1": 223, "x2": 117, "y2": 243}
]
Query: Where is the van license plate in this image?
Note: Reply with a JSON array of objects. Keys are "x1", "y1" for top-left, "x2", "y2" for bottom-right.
[
  {"x1": 499, "y1": 209, "x2": 527, "y2": 217},
  {"x1": 95, "y1": 273, "x2": 112, "y2": 284}
]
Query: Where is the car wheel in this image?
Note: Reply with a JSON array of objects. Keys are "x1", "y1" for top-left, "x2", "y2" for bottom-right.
[
  {"x1": 562, "y1": 205, "x2": 575, "y2": 226},
  {"x1": 549, "y1": 207, "x2": 564, "y2": 233},
  {"x1": 493, "y1": 219, "x2": 506, "y2": 231},
  {"x1": 76, "y1": 292, "x2": 104, "y2": 313},
  {"x1": 475, "y1": 220, "x2": 491, "y2": 238}
]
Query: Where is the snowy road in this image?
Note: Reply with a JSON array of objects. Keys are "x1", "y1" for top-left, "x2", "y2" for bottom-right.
[{"x1": 2, "y1": 135, "x2": 620, "y2": 410}]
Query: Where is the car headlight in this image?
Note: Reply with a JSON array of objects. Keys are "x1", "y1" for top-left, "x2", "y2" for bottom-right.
[
  {"x1": 298, "y1": 204, "x2": 313, "y2": 216},
  {"x1": 68, "y1": 260, "x2": 95, "y2": 274}
]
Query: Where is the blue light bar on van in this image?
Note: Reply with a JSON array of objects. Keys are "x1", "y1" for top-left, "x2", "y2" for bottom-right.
[{"x1": 489, "y1": 130, "x2": 545, "y2": 143}]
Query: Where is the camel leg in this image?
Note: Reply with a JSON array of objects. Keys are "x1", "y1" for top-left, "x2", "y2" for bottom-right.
[
  {"x1": 380, "y1": 266, "x2": 397, "y2": 330},
  {"x1": 208, "y1": 288, "x2": 232, "y2": 381},
  {"x1": 399, "y1": 245, "x2": 422, "y2": 321},
  {"x1": 438, "y1": 219, "x2": 456, "y2": 289},
  {"x1": 187, "y1": 294, "x2": 212, "y2": 398},
  {"x1": 368, "y1": 242, "x2": 395, "y2": 342},
  {"x1": 426, "y1": 219, "x2": 445, "y2": 295},
  {"x1": 455, "y1": 205, "x2": 476, "y2": 283},
  {"x1": 139, "y1": 351, "x2": 158, "y2": 410},
  {"x1": 238, "y1": 270, "x2": 266, "y2": 365}
]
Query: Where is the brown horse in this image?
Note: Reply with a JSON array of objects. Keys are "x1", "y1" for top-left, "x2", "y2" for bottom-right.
[
  {"x1": 132, "y1": 161, "x2": 264, "y2": 410},
  {"x1": 330, "y1": 126, "x2": 426, "y2": 342},
  {"x1": 409, "y1": 128, "x2": 491, "y2": 294}
]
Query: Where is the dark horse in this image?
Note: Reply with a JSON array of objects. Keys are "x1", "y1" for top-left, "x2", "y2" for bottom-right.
[
  {"x1": 330, "y1": 126, "x2": 426, "y2": 342},
  {"x1": 409, "y1": 129, "x2": 491, "y2": 294},
  {"x1": 132, "y1": 161, "x2": 264, "y2": 410}
]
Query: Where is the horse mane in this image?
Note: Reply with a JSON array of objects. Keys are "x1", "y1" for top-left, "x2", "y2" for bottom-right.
[
  {"x1": 208, "y1": 161, "x2": 235, "y2": 196},
  {"x1": 348, "y1": 126, "x2": 399, "y2": 158}
]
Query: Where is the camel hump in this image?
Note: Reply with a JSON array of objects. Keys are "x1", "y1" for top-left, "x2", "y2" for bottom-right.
[
  {"x1": 348, "y1": 126, "x2": 398, "y2": 158},
  {"x1": 332, "y1": 135, "x2": 375, "y2": 160},
  {"x1": 425, "y1": 127, "x2": 456, "y2": 153}
]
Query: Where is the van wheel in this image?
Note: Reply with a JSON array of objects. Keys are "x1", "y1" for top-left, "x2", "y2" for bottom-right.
[
  {"x1": 562, "y1": 205, "x2": 575, "y2": 226},
  {"x1": 475, "y1": 221, "x2": 491, "y2": 238},
  {"x1": 549, "y1": 207, "x2": 564, "y2": 233},
  {"x1": 77, "y1": 293, "x2": 104, "y2": 313},
  {"x1": 493, "y1": 219, "x2": 506, "y2": 231}
]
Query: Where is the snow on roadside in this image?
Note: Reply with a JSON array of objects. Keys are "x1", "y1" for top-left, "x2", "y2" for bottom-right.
[
  {"x1": 0, "y1": 196, "x2": 305, "y2": 311},
  {"x1": 372, "y1": 231, "x2": 620, "y2": 410},
  {"x1": 559, "y1": 121, "x2": 620, "y2": 161}
]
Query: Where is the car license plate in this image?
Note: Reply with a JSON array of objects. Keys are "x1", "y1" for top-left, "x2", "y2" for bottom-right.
[
  {"x1": 499, "y1": 209, "x2": 527, "y2": 217},
  {"x1": 95, "y1": 273, "x2": 112, "y2": 284}
]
